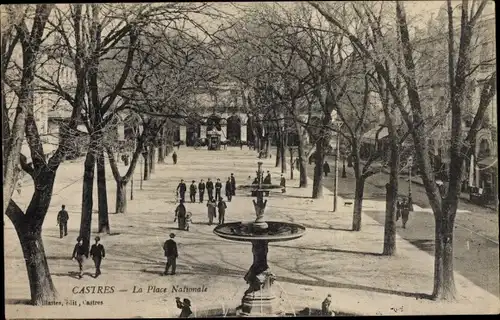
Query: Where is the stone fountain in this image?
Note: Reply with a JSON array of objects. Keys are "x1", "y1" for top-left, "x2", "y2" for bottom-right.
[{"x1": 213, "y1": 162, "x2": 306, "y2": 317}]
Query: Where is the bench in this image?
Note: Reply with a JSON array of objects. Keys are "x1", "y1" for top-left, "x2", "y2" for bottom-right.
[{"x1": 344, "y1": 201, "x2": 353, "y2": 206}]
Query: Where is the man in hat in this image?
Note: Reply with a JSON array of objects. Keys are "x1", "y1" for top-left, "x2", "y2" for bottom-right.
[
  {"x1": 206, "y1": 178, "x2": 214, "y2": 201},
  {"x1": 225, "y1": 177, "x2": 233, "y2": 202},
  {"x1": 189, "y1": 180, "x2": 197, "y2": 203},
  {"x1": 172, "y1": 151, "x2": 178, "y2": 164},
  {"x1": 323, "y1": 161, "x2": 331, "y2": 177},
  {"x1": 321, "y1": 294, "x2": 335, "y2": 316},
  {"x1": 198, "y1": 179, "x2": 206, "y2": 203},
  {"x1": 230, "y1": 173, "x2": 236, "y2": 196},
  {"x1": 215, "y1": 178, "x2": 222, "y2": 201},
  {"x1": 263, "y1": 171, "x2": 271, "y2": 184},
  {"x1": 280, "y1": 174, "x2": 286, "y2": 193},
  {"x1": 163, "y1": 233, "x2": 178, "y2": 275},
  {"x1": 176, "y1": 297, "x2": 193, "y2": 318},
  {"x1": 72, "y1": 237, "x2": 87, "y2": 279},
  {"x1": 218, "y1": 197, "x2": 227, "y2": 225},
  {"x1": 90, "y1": 236, "x2": 105, "y2": 277},
  {"x1": 176, "y1": 179, "x2": 187, "y2": 203},
  {"x1": 175, "y1": 199, "x2": 187, "y2": 230},
  {"x1": 57, "y1": 204, "x2": 69, "y2": 238}
]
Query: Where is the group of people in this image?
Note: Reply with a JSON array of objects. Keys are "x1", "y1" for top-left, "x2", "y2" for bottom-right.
[
  {"x1": 71, "y1": 235, "x2": 106, "y2": 279},
  {"x1": 176, "y1": 174, "x2": 236, "y2": 204},
  {"x1": 57, "y1": 204, "x2": 106, "y2": 279},
  {"x1": 174, "y1": 174, "x2": 237, "y2": 230}
]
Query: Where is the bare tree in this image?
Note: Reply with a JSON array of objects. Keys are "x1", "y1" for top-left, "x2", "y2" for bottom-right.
[
  {"x1": 2, "y1": 5, "x2": 53, "y2": 219},
  {"x1": 310, "y1": 0, "x2": 496, "y2": 300}
]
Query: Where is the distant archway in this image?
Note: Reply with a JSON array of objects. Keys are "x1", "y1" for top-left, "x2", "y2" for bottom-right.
[
  {"x1": 206, "y1": 114, "x2": 222, "y2": 132},
  {"x1": 227, "y1": 115, "x2": 241, "y2": 143}
]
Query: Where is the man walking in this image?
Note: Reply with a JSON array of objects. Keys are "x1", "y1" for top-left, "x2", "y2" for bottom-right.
[
  {"x1": 172, "y1": 151, "x2": 178, "y2": 165},
  {"x1": 176, "y1": 179, "x2": 187, "y2": 203},
  {"x1": 215, "y1": 178, "x2": 222, "y2": 201},
  {"x1": 189, "y1": 180, "x2": 197, "y2": 203},
  {"x1": 163, "y1": 233, "x2": 178, "y2": 275},
  {"x1": 280, "y1": 174, "x2": 286, "y2": 193},
  {"x1": 198, "y1": 179, "x2": 206, "y2": 203},
  {"x1": 323, "y1": 161, "x2": 330, "y2": 177},
  {"x1": 90, "y1": 236, "x2": 105, "y2": 278},
  {"x1": 230, "y1": 173, "x2": 236, "y2": 196},
  {"x1": 72, "y1": 237, "x2": 87, "y2": 279},
  {"x1": 206, "y1": 178, "x2": 214, "y2": 201},
  {"x1": 57, "y1": 205, "x2": 69, "y2": 238},
  {"x1": 217, "y1": 197, "x2": 227, "y2": 225},
  {"x1": 225, "y1": 177, "x2": 233, "y2": 202}
]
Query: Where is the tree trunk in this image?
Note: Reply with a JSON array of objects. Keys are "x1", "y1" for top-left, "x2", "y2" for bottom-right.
[
  {"x1": 295, "y1": 122, "x2": 307, "y2": 188},
  {"x1": 19, "y1": 230, "x2": 57, "y2": 305},
  {"x1": 158, "y1": 145, "x2": 165, "y2": 163},
  {"x1": 383, "y1": 142, "x2": 399, "y2": 255},
  {"x1": 8, "y1": 173, "x2": 58, "y2": 305},
  {"x1": 80, "y1": 151, "x2": 95, "y2": 255},
  {"x1": 96, "y1": 148, "x2": 110, "y2": 234},
  {"x1": 143, "y1": 152, "x2": 150, "y2": 180},
  {"x1": 158, "y1": 127, "x2": 166, "y2": 163},
  {"x1": 149, "y1": 146, "x2": 156, "y2": 173},
  {"x1": 312, "y1": 139, "x2": 325, "y2": 198},
  {"x1": 432, "y1": 213, "x2": 457, "y2": 300},
  {"x1": 115, "y1": 179, "x2": 127, "y2": 213},
  {"x1": 280, "y1": 133, "x2": 287, "y2": 173},
  {"x1": 275, "y1": 135, "x2": 281, "y2": 167},
  {"x1": 352, "y1": 176, "x2": 365, "y2": 231}
]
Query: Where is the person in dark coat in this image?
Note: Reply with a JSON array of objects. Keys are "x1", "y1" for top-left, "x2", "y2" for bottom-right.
[
  {"x1": 172, "y1": 151, "x2": 178, "y2": 164},
  {"x1": 295, "y1": 157, "x2": 300, "y2": 172},
  {"x1": 57, "y1": 204, "x2": 69, "y2": 238},
  {"x1": 175, "y1": 200, "x2": 187, "y2": 230},
  {"x1": 163, "y1": 233, "x2": 178, "y2": 275},
  {"x1": 72, "y1": 237, "x2": 87, "y2": 279},
  {"x1": 225, "y1": 177, "x2": 233, "y2": 202},
  {"x1": 401, "y1": 198, "x2": 410, "y2": 229},
  {"x1": 90, "y1": 236, "x2": 105, "y2": 278},
  {"x1": 280, "y1": 174, "x2": 286, "y2": 193},
  {"x1": 189, "y1": 180, "x2": 197, "y2": 203},
  {"x1": 176, "y1": 297, "x2": 193, "y2": 318},
  {"x1": 198, "y1": 179, "x2": 206, "y2": 203},
  {"x1": 218, "y1": 197, "x2": 227, "y2": 224},
  {"x1": 323, "y1": 161, "x2": 331, "y2": 177},
  {"x1": 176, "y1": 179, "x2": 187, "y2": 203},
  {"x1": 263, "y1": 171, "x2": 271, "y2": 184},
  {"x1": 206, "y1": 199, "x2": 217, "y2": 225},
  {"x1": 206, "y1": 178, "x2": 214, "y2": 201},
  {"x1": 215, "y1": 178, "x2": 222, "y2": 201},
  {"x1": 230, "y1": 173, "x2": 236, "y2": 196}
]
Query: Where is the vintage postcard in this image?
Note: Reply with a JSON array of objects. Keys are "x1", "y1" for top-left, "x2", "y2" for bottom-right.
[{"x1": 3, "y1": 1, "x2": 498, "y2": 318}]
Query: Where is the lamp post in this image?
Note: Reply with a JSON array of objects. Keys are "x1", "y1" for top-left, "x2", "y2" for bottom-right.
[
  {"x1": 341, "y1": 144, "x2": 347, "y2": 178},
  {"x1": 333, "y1": 121, "x2": 343, "y2": 212},
  {"x1": 408, "y1": 155, "x2": 414, "y2": 211}
]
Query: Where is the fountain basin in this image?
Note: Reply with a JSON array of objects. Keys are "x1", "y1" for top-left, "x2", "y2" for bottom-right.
[
  {"x1": 213, "y1": 221, "x2": 306, "y2": 242},
  {"x1": 239, "y1": 184, "x2": 283, "y2": 190}
]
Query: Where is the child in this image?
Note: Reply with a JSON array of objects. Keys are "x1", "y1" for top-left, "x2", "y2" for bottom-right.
[{"x1": 185, "y1": 212, "x2": 192, "y2": 232}]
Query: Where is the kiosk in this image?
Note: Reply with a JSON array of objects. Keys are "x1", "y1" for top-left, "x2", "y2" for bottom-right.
[{"x1": 207, "y1": 129, "x2": 221, "y2": 150}]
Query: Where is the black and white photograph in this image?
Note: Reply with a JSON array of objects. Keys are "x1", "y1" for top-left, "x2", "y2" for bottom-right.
[{"x1": 2, "y1": 1, "x2": 498, "y2": 317}]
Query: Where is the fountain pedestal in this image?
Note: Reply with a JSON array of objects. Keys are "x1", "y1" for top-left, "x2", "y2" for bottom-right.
[
  {"x1": 213, "y1": 162, "x2": 306, "y2": 317},
  {"x1": 240, "y1": 240, "x2": 278, "y2": 317}
]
